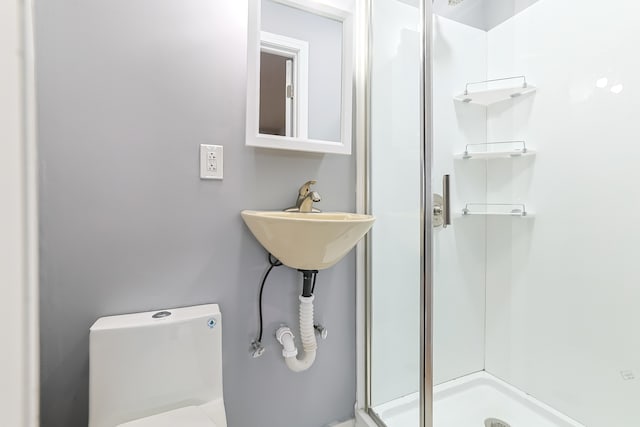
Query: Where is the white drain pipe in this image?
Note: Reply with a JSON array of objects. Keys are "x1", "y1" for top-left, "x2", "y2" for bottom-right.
[{"x1": 275, "y1": 295, "x2": 317, "y2": 372}]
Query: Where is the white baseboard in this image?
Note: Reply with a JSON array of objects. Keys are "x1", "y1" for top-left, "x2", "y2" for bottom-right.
[{"x1": 327, "y1": 419, "x2": 355, "y2": 427}]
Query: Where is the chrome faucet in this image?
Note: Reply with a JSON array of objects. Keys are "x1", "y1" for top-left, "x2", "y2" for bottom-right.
[{"x1": 285, "y1": 180, "x2": 321, "y2": 213}]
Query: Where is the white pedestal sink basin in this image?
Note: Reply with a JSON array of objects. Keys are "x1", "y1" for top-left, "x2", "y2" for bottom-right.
[{"x1": 241, "y1": 210, "x2": 375, "y2": 270}]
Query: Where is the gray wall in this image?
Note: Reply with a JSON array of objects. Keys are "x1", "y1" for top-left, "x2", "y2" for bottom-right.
[{"x1": 35, "y1": 1, "x2": 356, "y2": 427}]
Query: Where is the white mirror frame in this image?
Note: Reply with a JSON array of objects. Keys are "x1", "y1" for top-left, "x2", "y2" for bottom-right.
[{"x1": 246, "y1": 0, "x2": 354, "y2": 155}]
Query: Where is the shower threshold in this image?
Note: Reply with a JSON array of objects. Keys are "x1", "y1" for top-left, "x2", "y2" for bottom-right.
[{"x1": 371, "y1": 371, "x2": 584, "y2": 427}]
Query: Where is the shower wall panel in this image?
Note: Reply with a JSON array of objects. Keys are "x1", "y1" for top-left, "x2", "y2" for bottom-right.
[
  {"x1": 432, "y1": 15, "x2": 488, "y2": 386},
  {"x1": 484, "y1": 1, "x2": 640, "y2": 425}
]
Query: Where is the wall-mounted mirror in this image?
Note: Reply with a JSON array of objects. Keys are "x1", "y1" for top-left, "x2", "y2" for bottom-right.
[{"x1": 246, "y1": 0, "x2": 354, "y2": 154}]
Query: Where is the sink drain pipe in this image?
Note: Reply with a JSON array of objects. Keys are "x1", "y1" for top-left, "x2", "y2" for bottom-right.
[{"x1": 276, "y1": 270, "x2": 319, "y2": 372}]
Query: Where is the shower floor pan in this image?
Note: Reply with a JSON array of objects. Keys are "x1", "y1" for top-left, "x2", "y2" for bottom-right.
[{"x1": 372, "y1": 371, "x2": 584, "y2": 427}]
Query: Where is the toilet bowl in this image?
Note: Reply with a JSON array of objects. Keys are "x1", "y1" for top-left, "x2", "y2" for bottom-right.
[{"x1": 89, "y1": 304, "x2": 227, "y2": 427}]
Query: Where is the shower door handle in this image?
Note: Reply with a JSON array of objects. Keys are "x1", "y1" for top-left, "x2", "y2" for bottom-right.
[
  {"x1": 433, "y1": 174, "x2": 451, "y2": 229},
  {"x1": 442, "y1": 174, "x2": 451, "y2": 227}
]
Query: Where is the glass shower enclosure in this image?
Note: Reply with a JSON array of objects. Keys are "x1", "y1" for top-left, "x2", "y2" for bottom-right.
[{"x1": 366, "y1": 0, "x2": 640, "y2": 426}]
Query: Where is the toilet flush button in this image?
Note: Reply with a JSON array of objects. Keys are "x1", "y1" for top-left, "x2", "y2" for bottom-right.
[{"x1": 152, "y1": 311, "x2": 172, "y2": 319}]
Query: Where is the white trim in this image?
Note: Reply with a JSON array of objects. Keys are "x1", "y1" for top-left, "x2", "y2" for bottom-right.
[
  {"x1": 0, "y1": 0, "x2": 39, "y2": 425},
  {"x1": 285, "y1": 58, "x2": 293, "y2": 136},
  {"x1": 246, "y1": 0, "x2": 354, "y2": 154},
  {"x1": 260, "y1": 30, "x2": 309, "y2": 138},
  {"x1": 22, "y1": 0, "x2": 40, "y2": 423},
  {"x1": 272, "y1": 0, "x2": 351, "y2": 22},
  {"x1": 354, "y1": 0, "x2": 369, "y2": 416}
]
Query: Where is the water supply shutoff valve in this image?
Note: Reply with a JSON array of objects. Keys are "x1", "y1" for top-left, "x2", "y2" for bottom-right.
[
  {"x1": 314, "y1": 324, "x2": 328, "y2": 340},
  {"x1": 251, "y1": 340, "x2": 265, "y2": 358}
]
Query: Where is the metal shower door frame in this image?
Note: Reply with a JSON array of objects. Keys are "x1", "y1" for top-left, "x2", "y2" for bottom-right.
[
  {"x1": 361, "y1": 0, "x2": 433, "y2": 426},
  {"x1": 420, "y1": 0, "x2": 434, "y2": 426}
]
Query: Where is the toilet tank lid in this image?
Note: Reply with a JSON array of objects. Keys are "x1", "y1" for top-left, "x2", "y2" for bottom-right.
[
  {"x1": 117, "y1": 406, "x2": 217, "y2": 427},
  {"x1": 91, "y1": 304, "x2": 220, "y2": 331}
]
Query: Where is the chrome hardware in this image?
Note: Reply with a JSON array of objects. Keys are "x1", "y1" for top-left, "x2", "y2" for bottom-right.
[
  {"x1": 485, "y1": 418, "x2": 511, "y2": 427},
  {"x1": 299, "y1": 191, "x2": 321, "y2": 213},
  {"x1": 462, "y1": 203, "x2": 528, "y2": 217},
  {"x1": 433, "y1": 194, "x2": 444, "y2": 228},
  {"x1": 298, "y1": 180, "x2": 316, "y2": 199},
  {"x1": 433, "y1": 174, "x2": 451, "y2": 229},
  {"x1": 250, "y1": 340, "x2": 265, "y2": 358},
  {"x1": 314, "y1": 324, "x2": 328, "y2": 340},
  {"x1": 461, "y1": 75, "x2": 529, "y2": 103},
  {"x1": 151, "y1": 311, "x2": 171, "y2": 319},
  {"x1": 442, "y1": 174, "x2": 451, "y2": 227},
  {"x1": 284, "y1": 180, "x2": 322, "y2": 213}
]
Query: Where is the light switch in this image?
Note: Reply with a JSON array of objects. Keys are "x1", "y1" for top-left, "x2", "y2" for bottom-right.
[{"x1": 200, "y1": 144, "x2": 223, "y2": 180}]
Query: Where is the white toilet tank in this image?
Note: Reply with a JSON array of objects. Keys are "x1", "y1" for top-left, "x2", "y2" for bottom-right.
[{"x1": 89, "y1": 304, "x2": 226, "y2": 427}]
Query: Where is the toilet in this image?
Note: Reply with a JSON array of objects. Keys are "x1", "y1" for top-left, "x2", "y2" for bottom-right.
[{"x1": 89, "y1": 304, "x2": 227, "y2": 427}]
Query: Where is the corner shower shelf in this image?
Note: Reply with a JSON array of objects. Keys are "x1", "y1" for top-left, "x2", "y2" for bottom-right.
[
  {"x1": 455, "y1": 141, "x2": 535, "y2": 160},
  {"x1": 461, "y1": 203, "x2": 532, "y2": 217},
  {"x1": 453, "y1": 76, "x2": 536, "y2": 106}
]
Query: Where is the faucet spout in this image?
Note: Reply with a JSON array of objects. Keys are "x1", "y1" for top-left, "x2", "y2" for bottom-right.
[
  {"x1": 284, "y1": 180, "x2": 322, "y2": 213},
  {"x1": 299, "y1": 191, "x2": 321, "y2": 213}
]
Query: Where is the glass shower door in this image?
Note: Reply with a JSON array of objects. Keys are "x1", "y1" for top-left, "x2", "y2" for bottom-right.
[{"x1": 367, "y1": 0, "x2": 424, "y2": 426}]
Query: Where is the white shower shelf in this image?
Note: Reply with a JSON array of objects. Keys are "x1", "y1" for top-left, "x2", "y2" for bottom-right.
[
  {"x1": 455, "y1": 141, "x2": 536, "y2": 160},
  {"x1": 454, "y1": 76, "x2": 536, "y2": 106},
  {"x1": 461, "y1": 203, "x2": 533, "y2": 218}
]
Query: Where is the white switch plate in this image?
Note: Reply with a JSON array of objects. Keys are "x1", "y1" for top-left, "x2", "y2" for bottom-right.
[{"x1": 200, "y1": 144, "x2": 223, "y2": 180}]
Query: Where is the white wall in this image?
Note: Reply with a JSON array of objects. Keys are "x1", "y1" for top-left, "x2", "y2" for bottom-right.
[
  {"x1": 433, "y1": 0, "x2": 540, "y2": 31},
  {"x1": 0, "y1": 0, "x2": 38, "y2": 426},
  {"x1": 482, "y1": 0, "x2": 540, "y2": 30},
  {"x1": 484, "y1": 0, "x2": 640, "y2": 425},
  {"x1": 433, "y1": 0, "x2": 486, "y2": 30},
  {"x1": 432, "y1": 15, "x2": 487, "y2": 385},
  {"x1": 0, "y1": 1, "x2": 25, "y2": 423}
]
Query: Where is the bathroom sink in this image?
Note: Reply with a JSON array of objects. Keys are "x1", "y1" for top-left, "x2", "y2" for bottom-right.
[{"x1": 241, "y1": 210, "x2": 375, "y2": 270}]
